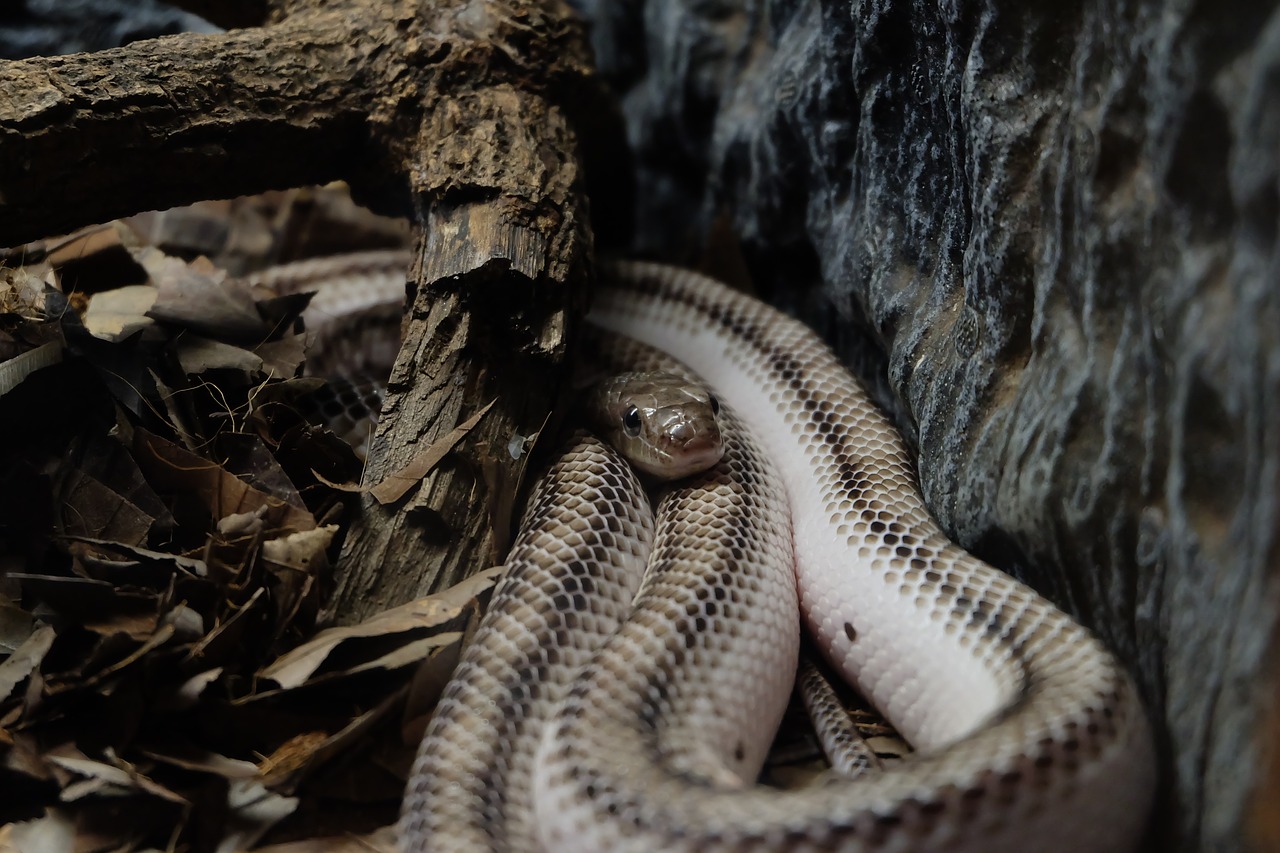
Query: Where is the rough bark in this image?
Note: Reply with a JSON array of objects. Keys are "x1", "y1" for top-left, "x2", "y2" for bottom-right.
[
  {"x1": 0, "y1": 0, "x2": 615, "y2": 627},
  {"x1": 577, "y1": 0, "x2": 1280, "y2": 850},
  {"x1": 328, "y1": 85, "x2": 593, "y2": 621},
  {"x1": 0, "y1": 13, "x2": 383, "y2": 242}
]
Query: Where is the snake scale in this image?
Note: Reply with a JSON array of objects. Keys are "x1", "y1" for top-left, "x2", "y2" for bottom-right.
[{"x1": 282, "y1": 257, "x2": 1156, "y2": 850}]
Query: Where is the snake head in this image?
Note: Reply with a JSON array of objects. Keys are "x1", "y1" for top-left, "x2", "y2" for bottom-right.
[{"x1": 586, "y1": 371, "x2": 725, "y2": 481}]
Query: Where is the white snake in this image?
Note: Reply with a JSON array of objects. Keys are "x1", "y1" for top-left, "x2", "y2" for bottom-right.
[{"x1": 380, "y1": 262, "x2": 1156, "y2": 851}]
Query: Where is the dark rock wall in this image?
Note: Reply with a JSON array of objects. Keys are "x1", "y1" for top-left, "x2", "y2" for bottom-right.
[
  {"x1": 579, "y1": 0, "x2": 1280, "y2": 849},
  {"x1": 0, "y1": 0, "x2": 218, "y2": 59}
]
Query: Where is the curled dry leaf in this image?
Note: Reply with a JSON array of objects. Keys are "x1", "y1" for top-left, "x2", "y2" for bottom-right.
[
  {"x1": 81, "y1": 284, "x2": 158, "y2": 342},
  {"x1": 0, "y1": 193, "x2": 489, "y2": 850},
  {"x1": 261, "y1": 566, "x2": 502, "y2": 691},
  {"x1": 140, "y1": 249, "x2": 270, "y2": 339},
  {"x1": 133, "y1": 429, "x2": 317, "y2": 535}
]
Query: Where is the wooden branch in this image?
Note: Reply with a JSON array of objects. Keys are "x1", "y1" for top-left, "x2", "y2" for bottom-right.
[
  {"x1": 327, "y1": 84, "x2": 591, "y2": 624},
  {"x1": 1, "y1": 0, "x2": 617, "y2": 625},
  {"x1": 0, "y1": 8, "x2": 395, "y2": 245},
  {"x1": 0, "y1": 0, "x2": 610, "y2": 246}
]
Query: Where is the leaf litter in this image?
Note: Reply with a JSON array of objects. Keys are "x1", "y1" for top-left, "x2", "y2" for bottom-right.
[{"x1": 0, "y1": 189, "x2": 504, "y2": 852}]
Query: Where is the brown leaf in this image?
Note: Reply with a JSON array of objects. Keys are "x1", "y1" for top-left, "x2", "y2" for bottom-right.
[
  {"x1": 133, "y1": 429, "x2": 316, "y2": 535},
  {"x1": 260, "y1": 689, "x2": 405, "y2": 796},
  {"x1": 259, "y1": 566, "x2": 502, "y2": 690},
  {"x1": 369, "y1": 399, "x2": 495, "y2": 505},
  {"x1": 0, "y1": 625, "x2": 54, "y2": 705},
  {"x1": 56, "y1": 470, "x2": 158, "y2": 546},
  {"x1": 81, "y1": 284, "x2": 158, "y2": 342},
  {"x1": 174, "y1": 334, "x2": 265, "y2": 376},
  {"x1": 221, "y1": 778, "x2": 300, "y2": 850},
  {"x1": 255, "y1": 332, "x2": 309, "y2": 379},
  {"x1": 45, "y1": 746, "x2": 188, "y2": 805},
  {"x1": 138, "y1": 744, "x2": 257, "y2": 779},
  {"x1": 251, "y1": 825, "x2": 397, "y2": 853},
  {"x1": 52, "y1": 433, "x2": 172, "y2": 546},
  {"x1": 140, "y1": 249, "x2": 269, "y2": 338}
]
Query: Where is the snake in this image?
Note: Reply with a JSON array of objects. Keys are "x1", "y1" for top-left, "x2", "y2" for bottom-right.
[{"x1": 286, "y1": 258, "x2": 1156, "y2": 850}]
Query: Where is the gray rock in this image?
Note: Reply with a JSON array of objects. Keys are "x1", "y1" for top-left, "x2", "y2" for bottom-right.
[
  {"x1": 580, "y1": 0, "x2": 1280, "y2": 848},
  {"x1": 0, "y1": 0, "x2": 218, "y2": 60}
]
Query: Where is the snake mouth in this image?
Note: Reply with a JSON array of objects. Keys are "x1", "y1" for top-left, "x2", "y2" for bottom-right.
[{"x1": 664, "y1": 431, "x2": 725, "y2": 479}]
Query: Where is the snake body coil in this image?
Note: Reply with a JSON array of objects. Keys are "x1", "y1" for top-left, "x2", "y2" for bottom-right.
[{"x1": 400, "y1": 262, "x2": 1156, "y2": 851}]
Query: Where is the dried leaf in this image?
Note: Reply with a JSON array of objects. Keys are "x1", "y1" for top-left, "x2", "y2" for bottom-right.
[
  {"x1": 260, "y1": 566, "x2": 502, "y2": 690},
  {"x1": 0, "y1": 625, "x2": 53, "y2": 704},
  {"x1": 0, "y1": 193, "x2": 466, "y2": 851},
  {"x1": 55, "y1": 470, "x2": 158, "y2": 546},
  {"x1": 158, "y1": 668, "x2": 224, "y2": 711},
  {"x1": 45, "y1": 747, "x2": 188, "y2": 805},
  {"x1": 369, "y1": 399, "x2": 496, "y2": 505},
  {"x1": 216, "y1": 779, "x2": 301, "y2": 853},
  {"x1": 51, "y1": 433, "x2": 172, "y2": 546},
  {"x1": 261, "y1": 527, "x2": 336, "y2": 572},
  {"x1": 174, "y1": 335, "x2": 264, "y2": 376},
  {"x1": 140, "y1": 249, "x2": 269, "y2": 338},
  {"x1": 250, "y1": 825, "x2": 397, "y2": 853},
  {"x1": 255, "y1": 332, "x2": 309, "y2": 379},
  {"x1": 81, "y1": 285, "x2": 158, "y2": 342},
  {"x1": 66, "y1": 538, "x2": 208, "y2": 584},
  {"x1": 140, "y1": 744, "x2": 257, "y2": 779},
  {"x1": 260, "y1": 689, "x2": 404, "y2": 794},
  {"x1": 0, "y1": 340, "x2": 63, "y2": 398},
  {"x1": 133, "y1": 429, "x2": 316, "y2": 535},
  {"x1": 0, "y1": 595, "x2": 34, "y2": 657},
  {"x1": 0, "y1": 809, "x2": 77, "y2": 853}
]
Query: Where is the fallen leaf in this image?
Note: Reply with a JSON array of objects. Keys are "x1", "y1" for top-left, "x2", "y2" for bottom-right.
[
  {"x1": 141, "y1": 249, "x2": 268, "y2": 338},
  {"x1": 260, "y1": 566, "x2": 501, "y2": 688},
  {"x1": 249, "y1": 825, "x2": 397, "y2": 853},
  {"x1": 81, "y1": 285, "x2": 158, "y2": 342},
  {"x1": 0, "y1": 625, "x2": 53, "y2": 705},
  {"x1": 216, "y1": 778, "x2": 300, "y2": 853},
  {"x1": 133, "y1": 429, "x2": 316, "y2": 535},
  {"x1": 0, "y1": 339, "x2": 64, "y2": 399},
  {"x1": 175, "y1": 334, "x2": 265, "y2": 376},
  {"x1": 369, "y1": 399, "x2": 495, "y2": 505}
]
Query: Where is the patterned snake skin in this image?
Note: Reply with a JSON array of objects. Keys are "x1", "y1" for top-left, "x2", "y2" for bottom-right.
[
  {"x1": 529, "y1": 262, "x2": 1156, "y2": 851},
  {"x1": 278, "y1": 255, "x2": 1154, "y2": 850},
  {"x1": 399, "y1": 430, "x2": 656, "y2": 850}
]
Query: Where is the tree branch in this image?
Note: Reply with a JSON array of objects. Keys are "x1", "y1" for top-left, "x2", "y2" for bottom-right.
[
  {"x1": 328, "y1": 86, "x2": 593, "y2": 623},
  {"x1": 0, "y1": 0, "x2": 619, "y2": 625},
  {"x1": 0, "y1": 9, "x2": 394, "y2": 243},
  {"x1": 0, "y1": 0, "x2": 612, "y2": 246}
]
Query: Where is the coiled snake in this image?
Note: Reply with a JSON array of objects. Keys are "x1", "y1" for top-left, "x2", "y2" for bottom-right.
[{"x1": 366, "y1": 262, "x2": 1155, "y2": 850}]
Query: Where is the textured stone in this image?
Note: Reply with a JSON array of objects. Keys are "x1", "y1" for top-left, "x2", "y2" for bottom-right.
[
  {"x1": 579, "y1": 0, "x2": 1280, "y2": 849},
  {"x1": 0, "y1": 0, "x2": 219, "y2": 60}
]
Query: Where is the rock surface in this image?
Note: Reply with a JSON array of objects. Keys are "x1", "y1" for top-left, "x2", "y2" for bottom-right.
[
  {"x1": 0, "y1": 0, "x2": 219, "y2": 60},
  {"x1": 578, "y1": 0, "x2": 1280, "y2": 849}
]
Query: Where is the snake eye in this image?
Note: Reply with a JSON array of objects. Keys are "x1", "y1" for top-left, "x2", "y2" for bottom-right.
[
  {"x1": 709, "y1": 394, "x2": 720, "y2": 416},
  {"x1": 623, "y1": 404, "x2": 642, "y2": 437}
]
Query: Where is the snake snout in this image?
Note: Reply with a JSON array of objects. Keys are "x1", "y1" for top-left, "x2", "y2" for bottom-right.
[{"x1": 667, "y1": 424, "x2": 724, "y2": 478}]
